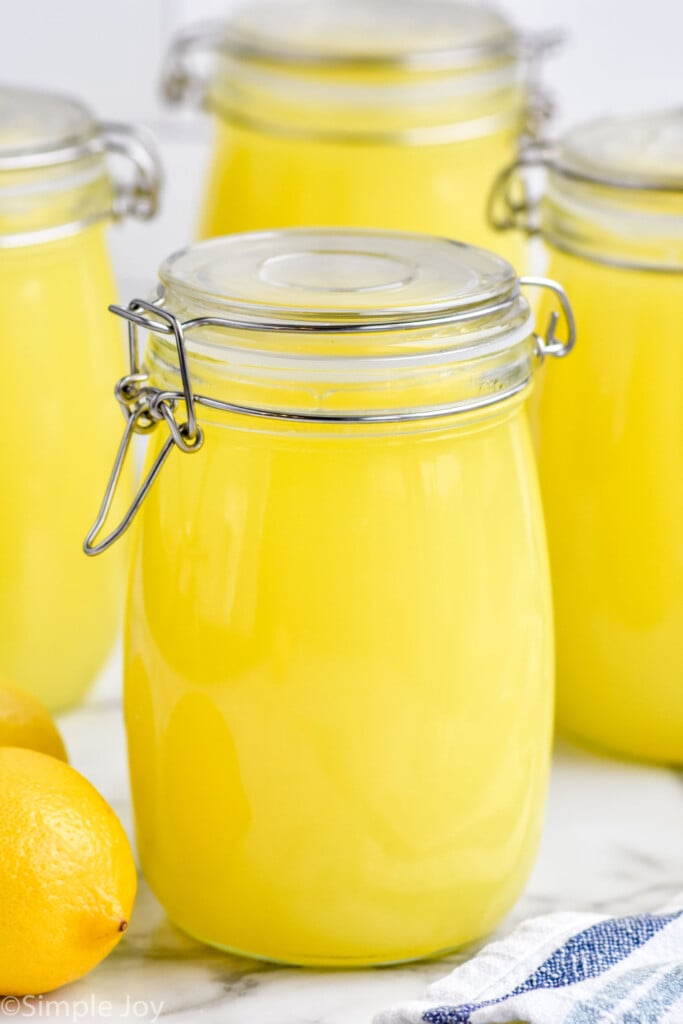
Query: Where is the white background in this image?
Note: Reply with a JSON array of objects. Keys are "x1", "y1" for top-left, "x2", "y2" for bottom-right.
[{"x1": 2, "y1": 0, "x2": 682, "y2": 287}]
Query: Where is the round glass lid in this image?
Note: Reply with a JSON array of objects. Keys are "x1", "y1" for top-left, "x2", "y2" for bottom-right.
[
  {"x1": 555, "y1": 110, "x2": 683, "y2": 190},
  {"x1": 159, "y1": 228, "x2": 520, "y2": 327},
  {"x1": 220, "y1": 0, "x2": 517, "y2": 68},
  {"x1": 0, "y1": 86, "x2": 98, "y2": 170}
]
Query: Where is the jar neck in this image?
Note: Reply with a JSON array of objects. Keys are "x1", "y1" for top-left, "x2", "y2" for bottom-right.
[
  {"x1": 542, "y1": 171, "x2": 683, "y2": 272},
  {"x1": 141, "y1": 306, "x2": 537, "y2": 425},
  {"x1": 0, "y1": 124, "x2": 161, "y2": 247},
  {"x1": 0, "y1": 155, "x2": 114, "y2": 247},
  {"x1": 207, "y1": 57, "x2": 527, "y2": 142},
  {"x1": 170, "y1": 389, "x2": 531, "y2": 438}
]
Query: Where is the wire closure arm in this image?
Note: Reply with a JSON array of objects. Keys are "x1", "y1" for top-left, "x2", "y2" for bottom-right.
[
  {"x1": 161, "y1": 22, "x2": 223, "y2": 107},
  {"x1": 83, "y1": 301, "x2": 204, "y2": 557},
  {"x1": 83, "y1": 412, "x2": 176, "y2": 556},
  {"x1": 487, "y1": 143, "x2": 554, "y2": 234},
  {"x1": 520, "y1": 276, "x2": 577, "y2": 358},
  {"x1": 99, "y1": 124, "x2": 162, "y2": 221},
  {"x1": 519, "y1": 30, "x2": 565, "y2": 141}
]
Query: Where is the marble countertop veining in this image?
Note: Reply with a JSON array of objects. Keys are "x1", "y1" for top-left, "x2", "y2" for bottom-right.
[{"x1": 5, "y1": 652, "x2": 682, "y2": 1024}]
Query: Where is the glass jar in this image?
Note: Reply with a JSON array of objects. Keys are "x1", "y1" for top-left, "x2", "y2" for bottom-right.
[
  {"x1": 0, "y1": 86, "x2": 161, "y2": 710},
  {"x1": 86, "y1": 228, "x2": 574, "y2": 964},
  {"x1": 162, "y1": 0, "x2": 559, "y2": 267},
  {"x1": 491, "y1": 111, "x2": 683, "y2": 765}
]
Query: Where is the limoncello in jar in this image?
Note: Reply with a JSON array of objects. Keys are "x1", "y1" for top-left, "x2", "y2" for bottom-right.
[
  {"x1": 0, "y1": 87, "x2": 160, "y2": 710},
  {"x1": 86, "y1": 228, "x2": 575, "y2": 965},
  {"x1": 492, "y1": 111, "x2": 683, "y2": 764},
  {"x1": 162, "y1": 0, "x2": 558, "y2": 266}
]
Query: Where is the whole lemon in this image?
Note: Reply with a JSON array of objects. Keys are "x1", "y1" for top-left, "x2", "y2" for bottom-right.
[
  {"x1": 0, "y1": 679, "x2": 67, "y2": 760},
  {"x1": 0, "y1": 747, "x2": 136, "y2": 994}
]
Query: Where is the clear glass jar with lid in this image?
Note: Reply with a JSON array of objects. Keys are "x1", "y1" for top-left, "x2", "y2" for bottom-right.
[
  {"x1": 0, "y1": 86, "x2": 161, "y2": 711},
  {"x1": 162, "y1": 0, "x2": 559, "y2": 267},
  {"x1": 86, "y1": 227, "x2": 575, "y2": 964},
  {"x1": 491, "y1": 110, "x2": 683, "y2": 765}
]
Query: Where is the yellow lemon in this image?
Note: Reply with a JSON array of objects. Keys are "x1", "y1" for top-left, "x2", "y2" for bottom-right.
[
  {"x1": 0, "y1": 679, "x2": 67, "y2": 760},
  {"x1": 0, "y1": 747, "x2": 137, "y2": 994}
]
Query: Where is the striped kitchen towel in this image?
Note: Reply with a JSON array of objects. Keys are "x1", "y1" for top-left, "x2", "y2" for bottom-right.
[{"x1": 374, "y1": 901, "x2": 683, "y2": 1024}]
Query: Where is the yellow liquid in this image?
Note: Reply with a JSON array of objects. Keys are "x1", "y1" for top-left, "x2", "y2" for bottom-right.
[
  {"x1": 0, "y1": 225, "x2": 128, "y2": 710},
  {"x1": 531, "y1": 248, "x2": 683, "y2": 764},
  {"x1": 199, "y1": 120, "x2": 524, "y2": 269},
  {"x1": 125, "y1": 402, "x2": 552, "y2": 964}
]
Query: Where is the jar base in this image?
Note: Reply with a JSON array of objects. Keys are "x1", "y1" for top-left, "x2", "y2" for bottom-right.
[{"x1": 168, "y1": 914, "x2": 472, "y2": 969}]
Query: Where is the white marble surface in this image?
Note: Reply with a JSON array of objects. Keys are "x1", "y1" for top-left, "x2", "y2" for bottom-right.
[{"x1": 4, "y1": 653, "x2": 681, "y2": 1024}]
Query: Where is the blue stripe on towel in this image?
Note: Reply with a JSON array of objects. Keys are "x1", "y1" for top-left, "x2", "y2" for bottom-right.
[
  {"x1": 621, "y1": 964, "x2": 683, "y2": 1024},
  {"x1": 565, "y1": 965, "x2": 659, "y2": 1023},
  {"x1": 423, "y1": 911, "x2": 683, "y2": 1024}
]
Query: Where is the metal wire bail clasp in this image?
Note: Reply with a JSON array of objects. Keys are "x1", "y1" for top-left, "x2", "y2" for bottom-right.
[
  {"x1": 519, "y1": 29, "x2": 565, "y2": 141},
  {"x1": 83, "y1": 302, "x2": 204, "y2": 557},
  {"x1": 520, "y1": 276, "x2": 577, "y2": 359},
  {"x1": 487, "y1": 141, "x2": 553, "y2": 235},
  {"x1": 100, "y1": 123, "x2": 162, "y2": 221},
  {"x1": 161, "y1": 22, "x2": 223, "y2": 108}
]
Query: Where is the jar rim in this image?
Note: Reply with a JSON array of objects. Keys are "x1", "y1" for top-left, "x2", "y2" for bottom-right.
[
  {"x1": 0, "y1": 86, "x2": 102, "y2": 171},
  {"x1": 158, "y1": 228, "x2": 524, "y2": 336},
  {"x1": 0, "y1": 86, "x2": 162, "y2": 242},
  {"x1": 549, "y1": 110, "x2": 683, "y2": 194},
  {"x1": 537, "y1": 112, "x2": 683, "y2": 271},
  {"x1": 212, "y1": 0, "x2": 520, "y2": 72},
  {"x1": 127, "y1": 230, "x2": 572, "y2": 427},
  {"x1": 489, "y1": 113, "x2": 683, "y2": 271},
  {"x1": 161, "y1": 3, "x2": 560, "y2": 140}
]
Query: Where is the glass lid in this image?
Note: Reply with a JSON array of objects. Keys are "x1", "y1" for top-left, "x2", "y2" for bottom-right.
[
  {"x1": 554, "y1": 110, "x2": 683, "y2": 191},
  {"x1": 0, "y1": 86, "x2": 99, "y2": 170},
  {"x1": 159, "y1": 228, "x2": 520, "y2": 328},
  {"x1": 220, "y1": 0, "x2": 517, "y2": 68}
]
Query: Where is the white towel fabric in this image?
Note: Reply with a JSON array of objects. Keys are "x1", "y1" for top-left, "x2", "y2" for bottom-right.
[{"x1": 374, "y1": 901, "x2": 683, "y2": 1024}]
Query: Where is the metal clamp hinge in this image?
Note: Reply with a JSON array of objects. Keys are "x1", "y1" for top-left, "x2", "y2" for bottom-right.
[
  {"x1": 161, "y1": 22, "x2": 222, "y2": 108},
  {"x1": 519, "y1": 30, "x2": 565, "y2": 142},
  {"x1": 99, "y1": 123, "x2": 162, "y2": 221},
  {"x1": 487, "y1": 142, "x2": 555, "y2": 235},
  {"x1": 520, "y1": 276, "x2": 576, "y2": 359},
  {"x1": 83, "y1": 301, "x2": 203, "y2": 556}
]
